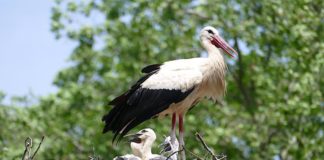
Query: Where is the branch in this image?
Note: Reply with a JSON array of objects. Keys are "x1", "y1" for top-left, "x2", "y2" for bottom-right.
[
  {"x1": 166, "y1": 147, "x2": 184, "y2": 160},
  {"x1": 263, "y1": 43, "x2": 273, "y2": 68},
  {"x1": 195, "y1": 133, "x2": 217, "y2": 160},
  {"x1": 89, "y1": 146, "x2": 101, "y2": 160},
  {"x1": 21, "y1": 136, "x2": 45, "y2": 160},
  {"x1": 195, "y1": 133, "x2": 227, "y2": 160},
  {"x1": 233, "y1": 37, "x2": 255, "y2": 113},
  {"x1": 31, "y1": 136, "x2": 45, "y2": 159},
  {"x1": 183, "y1": 146, "x2": 204, "y2": 160},
  {"x1": 184, "y1": 9, "x2": 209, "y2": 20},
  {"x1": 166, "y1": 145, "x2": 203, "y2": 160},
  {"x1": 22, "y1": 137, "x2": 32, "y2": 160}
]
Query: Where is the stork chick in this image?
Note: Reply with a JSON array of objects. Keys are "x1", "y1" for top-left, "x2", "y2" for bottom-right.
[
  {"x1": 114, "y1": 128, "x2": 165, "y2": 160},
  {"x1": 160, "y1": 136, "x2": 179, "y2": 160}
]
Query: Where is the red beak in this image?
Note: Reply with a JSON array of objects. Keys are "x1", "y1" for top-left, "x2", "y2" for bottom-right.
[{"x1": 211, "y1": 35, "x2": 238, "y2": 58}]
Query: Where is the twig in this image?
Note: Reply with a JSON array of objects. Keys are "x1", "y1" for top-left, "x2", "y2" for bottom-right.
[
  {"x1": 31, "y1": 136, "x2": 45, "y2": 159},
  {"x1": 89, "y1": 156, "x2": 100, "y2": 160},
  {"x1": 22, "y1": 137, "x2": 32, "y2": 160},
  {"x1": 184, "y1": 9, "x2": 209, "y2": 20},
  {"x1": 166, "y1": 147, "x2": 184, "y2": 160},
  {"x1": 166, "y1": 145, "x2": 203, "y2": 160},
  {"x1": 195, "y1": 133, "x2": 227, "y2": 160},
  {"x1": 21, "y1": 136, "x2": 45, "y2": 160},
  {"x1": 183, "y1": 146, "x2": 203, "y2": 160},
  {"x1": 195, "y1": 133, "x2": 218, "y2": 160},
  {"x1": 217, "y1": 153, "x2": 227, "y2": 160},
  {"x1": 88, "y1": 145, "x2": 100, "y2": 160}
]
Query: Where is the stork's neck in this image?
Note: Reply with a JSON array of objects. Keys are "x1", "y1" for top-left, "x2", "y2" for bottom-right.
[
  {"x1": 130, "y1": 144, "x2": 142, "y2": 158},
  {"x1": 141, "y1": 140, "x2": 153, "y2": 160},
  {"x1": 131, "y1": 141, "x2": 153, "y2": 160},
  {"x1": 141, "y1": 148, "x2": 153, "y2": 160},
  {"x1": 202, "y1": 39, "x2": 224, "y2": 62},
  {"x1": 200, "y1": 39, "x2": 227, "y2": 101}
]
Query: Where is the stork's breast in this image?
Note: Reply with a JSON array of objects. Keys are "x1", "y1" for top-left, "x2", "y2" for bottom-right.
[{"x1": 199, "y1": 72, "x2": 226, "y2": 101}]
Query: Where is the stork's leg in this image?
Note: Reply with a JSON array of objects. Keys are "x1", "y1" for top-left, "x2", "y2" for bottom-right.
[
  {"x1": 179, "y1": 113, "x2": 186, "y2": 160},
  {"x1": 170, "y1": 113, "x2": 177, "y2": 145}
]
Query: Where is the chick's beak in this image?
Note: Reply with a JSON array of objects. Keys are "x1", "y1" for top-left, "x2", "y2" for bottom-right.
[{"x1": 124, "y1": 133, "x2": 142, "y2": 143}]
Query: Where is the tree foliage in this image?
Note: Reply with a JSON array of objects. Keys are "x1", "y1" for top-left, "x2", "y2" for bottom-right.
[{"x1": 1, "y1": 0, "x2": 324, "y2": 159}]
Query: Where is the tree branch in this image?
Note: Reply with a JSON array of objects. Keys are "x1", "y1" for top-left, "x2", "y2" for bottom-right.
[
  {"x1": 233, "y1": 38, "x2": 255, "y2": 112},
  {"x1": 31, "y1": 136, "x2": 45, "y2": 159},
  {"x1": 21, "y1": 136, "x2": 45, "y2": 160},
  {"x1": 195, "y1": 133, "x2": 227, "y2": 160},
  {"x1": 184, "y1": 9, "x2": 209, "y2": 20},
  {"x1": 22, "y1": 137, "x2": 32, "y2": 160},
  {"x1": 263, "y1": 43, "x2": 273, "y2": 68}
]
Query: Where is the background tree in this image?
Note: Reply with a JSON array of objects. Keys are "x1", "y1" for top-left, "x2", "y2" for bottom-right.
[{"x1": 1, "y1": 0, "x2": 323, "y2": 159}]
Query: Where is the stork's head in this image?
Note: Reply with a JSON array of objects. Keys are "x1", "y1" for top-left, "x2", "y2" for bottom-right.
[
  {"x1": 127, "y1": 128, "x2": 156, "y2": 158},
  {"x1": 200, "y1": 26, "x2": 237, "y2": 57},
  {"x1": 160, "y1": 136, "x2": 179, "y2": 154}
]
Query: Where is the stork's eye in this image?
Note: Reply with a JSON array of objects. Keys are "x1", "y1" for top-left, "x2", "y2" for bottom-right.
[
  {"x1": 141, "y1": 129, "x2": 148, "y2": 133},
  {"x1": 207, "y1": 30, "x2": 214, "y2": 34}
]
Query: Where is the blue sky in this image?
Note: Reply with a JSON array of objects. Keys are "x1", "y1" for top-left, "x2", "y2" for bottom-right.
[{"x1": 0, "y1": 0, "x2": 75, "y2": 102}]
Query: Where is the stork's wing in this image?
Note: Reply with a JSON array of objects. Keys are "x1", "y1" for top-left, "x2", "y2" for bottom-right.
[
  {"x1": 141, "y1": 66, "x2": 202, "y2": 92},
  {"x1": 102, "y1": 60, "x2": 203, "y2": 142},
  {"x1": 141, "y1": 64, "x2": 162, "y2": 73}
]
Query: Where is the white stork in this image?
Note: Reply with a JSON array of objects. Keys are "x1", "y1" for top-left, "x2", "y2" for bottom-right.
[
  {"x1": 114, "y1": 128, "x2": 170, "y2": 160},
  {"x1": 103, "y1": 26, "x2": 237, "y2": 159}
]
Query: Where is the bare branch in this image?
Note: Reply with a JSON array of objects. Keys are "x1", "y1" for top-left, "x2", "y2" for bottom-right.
[
  {"x1": 22, "y1": 137, "x2": 32, "y2": 160},
  {"x1": 232, "y1": 38, "x2": 256, "y2": 116},
  {"x1": 184, "y1": 9, "x2": 209, "y2": 20},
  {"x1": 195, "y1": 133, "x2": 227, "y2": 160},
  {"x1": 166, "y1": 147, "x2": 184, "y2": 160},
  {"x1": 183, "y1": 146, "x2": 203, "y2": 160},
  {"x1": 89, "y1": 146, "x2": 101, "y2": 160},
  {"x1": 31, "y1": 136, "x2": 45, "y2": 159},
  {"x1": 195, "y1": 133, "x2": 217, "y2": 160},
  {"x1": 21, "y1": 136, "x2": 45, "y2": 160}
]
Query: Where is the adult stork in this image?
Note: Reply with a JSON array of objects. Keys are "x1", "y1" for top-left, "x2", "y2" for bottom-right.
[{"x1": 103, "y1": 26, "x2": 237, "y2": 159}]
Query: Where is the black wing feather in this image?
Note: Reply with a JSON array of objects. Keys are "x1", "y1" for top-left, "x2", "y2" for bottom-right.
[
  {"x1": 141, "y1": 64, "x2": 161, "y2": 73},
  {"x1": 114, "y1": 88, "x2": 194, "y2": 140},
  {"x1": 102, "y1": 66, "x2": 195, "y2": 142}
]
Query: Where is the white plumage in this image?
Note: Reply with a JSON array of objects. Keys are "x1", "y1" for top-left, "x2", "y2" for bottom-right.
[
  {"x1": 113, "y1": 154, "x2": 141, "y2": 160},
  {"x1": 113, "y1": 129, "x2": 179, "y2": 160},
  {"x1": 141, "y1": 58, "x2": 204, "y2": 92},
  {"x1": 160, "y1": 136, "x2": 179, "y2": 160},
  {"x1": 130, "y1": 129, "x2": 160, "y2": 160}
]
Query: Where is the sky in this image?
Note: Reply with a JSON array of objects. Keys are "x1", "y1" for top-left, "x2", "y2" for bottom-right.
[{"x1": 0, "y1": 0, "x2": 75, "y2": 103}]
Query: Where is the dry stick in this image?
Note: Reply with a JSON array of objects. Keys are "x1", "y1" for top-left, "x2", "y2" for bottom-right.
[
  {"x1": 88, "y1": 145, "x2": 100, "y2": 160},
  {"x1": 166, "y1": 147, "x2": 184, "y2": 160},
  {"x1": 195, "y1": 132, "x2": 218, "y2": 160},
  {"x1": 22, "y1": 137, "x2": 32, "y2": 160},
  {"x1": 218, "y1": 154, "x2": 227, "y2": 160},
  {"x1": 183, "y1": 146, "x2": 203, "y2": 160},
  {"x1": 166, "y1": 145, "x2": 203, "y2": 160},
  {"x1": 31, "y1": 136, "x2": 45, "y2": 159}
]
